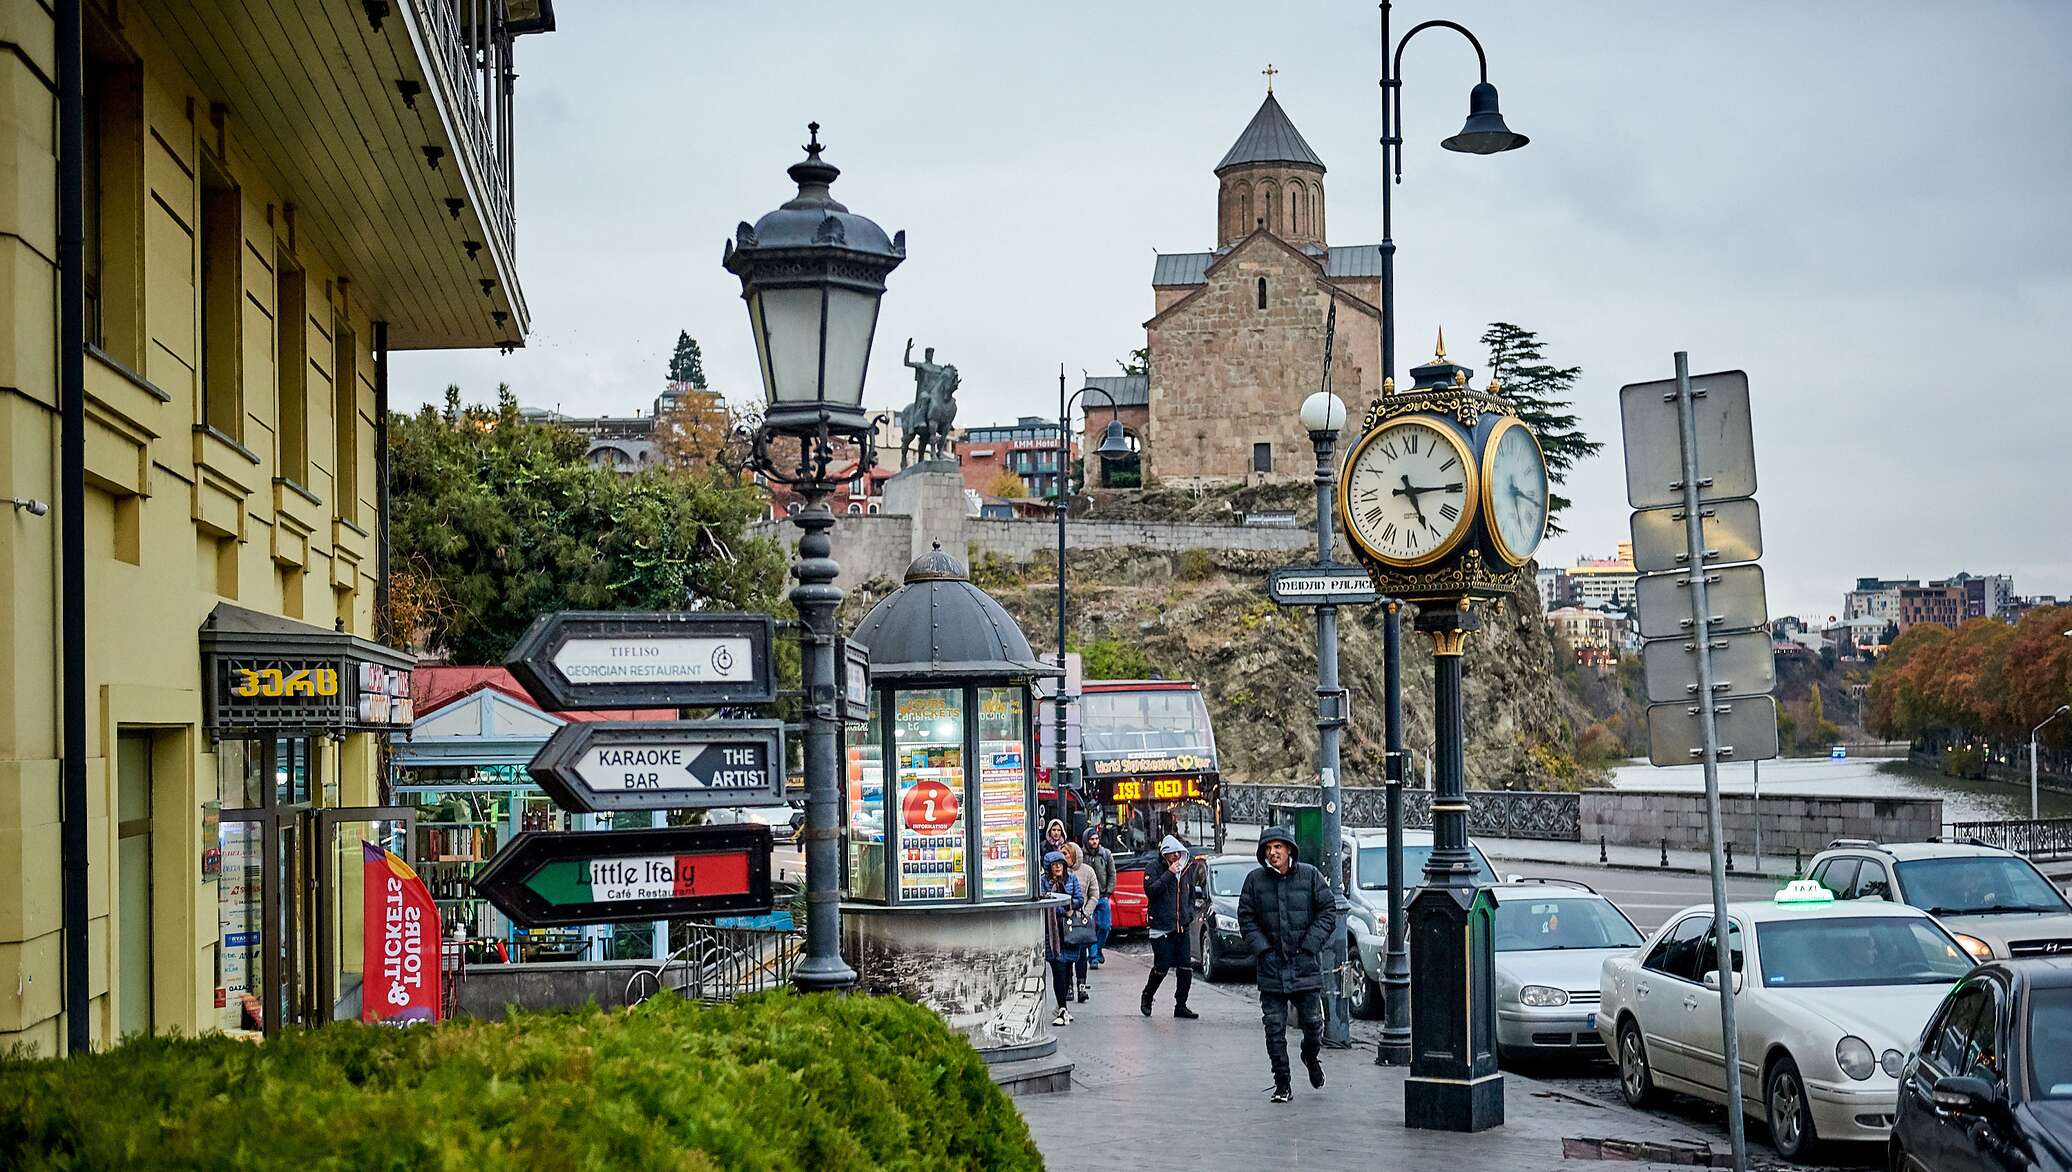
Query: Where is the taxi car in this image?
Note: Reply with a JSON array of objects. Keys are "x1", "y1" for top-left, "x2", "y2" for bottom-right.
[{"x1": 1599, "y1": 881, "x2": 1977, "y2": 1161}]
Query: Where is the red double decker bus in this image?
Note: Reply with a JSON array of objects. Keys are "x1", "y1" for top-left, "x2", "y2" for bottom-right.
[{"x1": 1075, "y1": 680, "x2": 1223, "y2": 932}]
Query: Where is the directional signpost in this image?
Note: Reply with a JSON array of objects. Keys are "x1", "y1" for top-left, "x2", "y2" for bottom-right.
[
  {"x1": 505, "y1": 611, "x2": 777, "y2": 710},
  {"x1": 473, "y1": 825, "x2": 773, "y2": 928},
  {"x1": 527, "y1": 720, "x2": 784, "y2": 813},
  {"x1": 1267, "y1": 564, "x2": 1381, "y2": 607},
  {"x1": 1619, "y1": 355, "x2": 1775, "y2": 1172}
]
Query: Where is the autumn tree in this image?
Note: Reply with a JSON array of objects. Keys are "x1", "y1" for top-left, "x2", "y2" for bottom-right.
[
  {"x1": 985, "y1": 470, "x2": 1028, "y2": 499},
  {"x1": 1481, "y1": 322, "x2": 1600, "y2": 535},
  {"x1": 652, "y1": 387, "x2": 735, "y2": 474}
]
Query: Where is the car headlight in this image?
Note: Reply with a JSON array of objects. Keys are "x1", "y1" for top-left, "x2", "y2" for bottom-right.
[
  {"x1": 1518, "y1": 985, "x2": 1569, "y2": 1008},
  {"x1": 1837, "y1": 1035, "x2": 1876, "y2": 1081},
  {"x1": 1880, "y1": 1049, "x2": 1906, "y2": 1078},
  {"x1": 1215, "y1": 913, "x2": 1238, "y2": 932},
  {"x1": 1953, "y1": 933, "x2": 1995, "y2": 961}
]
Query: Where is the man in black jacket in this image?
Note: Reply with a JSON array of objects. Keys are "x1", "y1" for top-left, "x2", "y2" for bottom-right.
[
  {"x1": 1139, "y1": 834, "x2": 1200, "y2": 1019},
  {"x1": 1238, "y1": 826, "x2": 1338, "y2": 1102}
]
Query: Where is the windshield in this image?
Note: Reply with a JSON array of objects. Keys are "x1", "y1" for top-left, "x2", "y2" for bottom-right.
[
  {"x1": 2029, "y1": 986, "x2": 2072, "y2": 1098},
  {"x1": 1494, "y1": 897, "x2": 1644, "y2": 952},
  {"x1": 1211, "y1": 861, "x2": 1249, "y2": 898},
  {"x1": 1357, "y1": 844, "x2": 1496, "y2": 890},
  {"x1": 1894, "y1": 856, "x2": 2071, "y2": 916},
  {"x1": 1755, "y1": 916, "x2": 1975, "y2": 989},
  {"x1": 1081, "y1": 689, "x2": 1215, "y2": 759}
]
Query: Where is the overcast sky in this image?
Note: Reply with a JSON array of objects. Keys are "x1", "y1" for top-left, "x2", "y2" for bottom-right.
[{"x1": 393, "y1": 1, "x2": 2072, "y2": 621}]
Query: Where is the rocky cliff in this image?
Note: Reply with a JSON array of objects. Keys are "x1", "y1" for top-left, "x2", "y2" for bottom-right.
[{"x1": 841, "y1": 546, "x2": 1602, "y2": 790}]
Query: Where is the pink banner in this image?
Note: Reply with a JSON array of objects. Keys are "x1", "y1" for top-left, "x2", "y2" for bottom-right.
[{"x1": 362, "y1": 841, "x2": 441, "y2": 1025}]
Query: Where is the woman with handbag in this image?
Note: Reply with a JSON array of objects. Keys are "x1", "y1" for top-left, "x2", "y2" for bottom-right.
[
  {"x1": 1041, "y1": 850, "x2": 1086, "y2": 1025},
  {"x1": 1062, "y1": 841, "x2": 1101, "y2": 1000}
]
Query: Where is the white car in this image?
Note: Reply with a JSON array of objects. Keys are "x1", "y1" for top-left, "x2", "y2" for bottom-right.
[
  {"x1": 1599, "y1": 881, "x2": 1977, "y2": 1161},
  {"x1": 1491, "y1": 880, "x2": 1647, "y2": 1061}
]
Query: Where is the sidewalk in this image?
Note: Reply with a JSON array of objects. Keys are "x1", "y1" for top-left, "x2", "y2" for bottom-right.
[{"x1": 1013, "y1": 949, "x2": 1722, "y2": 1171}]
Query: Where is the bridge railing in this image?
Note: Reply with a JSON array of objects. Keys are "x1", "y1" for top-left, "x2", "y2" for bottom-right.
[{"x1": 1944, "y1": 818, "x2": 2072, "y2": 861}]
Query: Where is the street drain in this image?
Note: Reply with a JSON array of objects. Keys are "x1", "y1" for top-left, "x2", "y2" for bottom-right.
[{"x1": 1561, "y1": 1136, "x2": 1727, "y2": 1166}]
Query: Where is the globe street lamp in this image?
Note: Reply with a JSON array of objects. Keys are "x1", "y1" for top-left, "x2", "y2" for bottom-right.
[
  {"x1": 1373, "y1": 0, "x2": 1528, "y2": 1073},
  {"x1": 725, "y1": 123, "x2": 905, "y2": 993},
  {"x1": 1300, "y1": 388, "x2": 1353, "y2": 1047},
  {"x1": 1051, "y1": 370, "x2": 1132, "y2": 818}
]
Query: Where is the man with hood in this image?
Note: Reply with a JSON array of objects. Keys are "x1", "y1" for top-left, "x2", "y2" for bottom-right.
[
  {"x1": 1139, "y1": 834, "x2": 1200, "y2": 1019},
  {"x1": 1081, "y1": 826, "x2": 1118, "y2": 968},
  {"x1": 1238, "y1": 826, "x2": 1338, "y2": 1102}
]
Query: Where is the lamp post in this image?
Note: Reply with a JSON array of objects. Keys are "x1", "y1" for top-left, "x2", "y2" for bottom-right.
[
  {"x1": 1053, "y1": 370, "x2": 1132, "y2": 820},
  {"x1": 2034, "y1": 705, "x2": 2070, "y2": 823},
  {"x1": 1300, "y1": 388, "x2": 1353, "y2": 1047},
  {"x1": 725, "y1": 123, "x2": 905, "y2": 993},
  {"x1": 1372, "y1": 0, "x2": 1529, "y2": 1071}
]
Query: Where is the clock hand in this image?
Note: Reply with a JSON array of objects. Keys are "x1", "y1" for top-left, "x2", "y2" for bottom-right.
[
  {"x1": 1508, "y1": 484, "x2": 1543, "y2": 507},
  {"x1": 1394, "y1": 475, "x2": 1431, "y2": 531},
  {"x1": 1391, "y1": 482, "x2": 1463, "y2": 497}
]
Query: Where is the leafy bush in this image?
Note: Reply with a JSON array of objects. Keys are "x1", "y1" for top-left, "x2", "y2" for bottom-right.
[
  {"x1": 0, "y1": 993, "x2": 1038, "y2": 1171},
  {"x1": 1175, "y1": 549, "x2": 1215, "y2": 581},
  {"x1": 1073, "y1": 636, "x2": 1152, "y2": 680}
]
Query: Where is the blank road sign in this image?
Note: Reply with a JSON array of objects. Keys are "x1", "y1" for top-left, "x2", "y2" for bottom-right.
[
  {"x1": 1630, "y1": 498, "x2": 1763, "y2": 574},
  {"x1": 1641, "y1": 628, "x2": 1777, "y2": 704},
  {"x1": 1619, "y1": 370, "x2": 1755, "y2": 509},
  {"x1": 1633, "y1": 564, "x2": 1770, "y2": 642},
  {"x1": 1647, "y1": 694, "x2": 1780, "y2": 767}
]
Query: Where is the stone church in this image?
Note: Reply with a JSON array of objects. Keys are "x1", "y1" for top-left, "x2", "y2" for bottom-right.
[{"x1": 1140, "y1": 90, "x2": 1383, "y2": 487}]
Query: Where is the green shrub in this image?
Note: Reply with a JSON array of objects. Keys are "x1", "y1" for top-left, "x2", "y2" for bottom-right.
[
  {"x1": 1072, "y1": 636, "x2": 1152, "y2": 680},
  {"x1": 1175, "y1": 549, "x2": 1215, "y2": 580},
  {"x1": 0, "y1": 992, "x2": 1039, "y2": 1171}
]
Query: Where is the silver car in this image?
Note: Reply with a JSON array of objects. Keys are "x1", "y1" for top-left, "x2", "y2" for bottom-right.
[
  {"x1": 1807, "y1": 838, "x2": 2072, "y2": 961},
  {"x1": 1490, "y1": 880, "x2": 1646, "y2": 1061},
  {"x1": 1339, "y1": 829, "x2": 1500, "y2": 1020}
]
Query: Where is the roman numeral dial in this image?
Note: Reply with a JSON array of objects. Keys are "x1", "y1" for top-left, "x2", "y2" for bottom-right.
[{"x1": 1339, "y1": 417, "x2": 1478, "y2": 567}]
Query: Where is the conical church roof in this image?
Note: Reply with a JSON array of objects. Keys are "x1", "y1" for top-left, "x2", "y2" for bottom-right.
[{"x1": 1214, "y1": 93, "x2": 1326, "y2": 174}]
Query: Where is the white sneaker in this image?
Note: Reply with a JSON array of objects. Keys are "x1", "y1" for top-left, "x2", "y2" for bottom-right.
[{"x1": 1052, "y1": 1007, "x2": 1070, "y2": 1026}]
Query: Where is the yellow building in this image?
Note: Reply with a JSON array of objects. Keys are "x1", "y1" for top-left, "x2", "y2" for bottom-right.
[{"x1": 0, "y1": 0, "x2": 549, "y2": 1053}]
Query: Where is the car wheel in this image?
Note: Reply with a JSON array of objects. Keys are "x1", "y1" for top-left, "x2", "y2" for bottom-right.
[
  {"x1": 1203, "y1": 930, "x2": 1225, "y2": 982},
  {"x1": 1766, "y1": 1056, "x2": 1818, "y2": 1163},
  {"x1": 1346, "y1": 962, "x2": 1382, "y2": 1020},
  {"x1": 1616, "y1": 1019, "x2": 1657, "y2": 1108}
]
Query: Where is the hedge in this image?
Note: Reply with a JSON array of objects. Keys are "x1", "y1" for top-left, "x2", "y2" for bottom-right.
[{"x1": 0, "y1": 992, "x2": 1041, "y2": 1171}]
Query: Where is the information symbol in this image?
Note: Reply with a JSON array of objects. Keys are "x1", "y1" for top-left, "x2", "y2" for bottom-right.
[{"x1": 711, "y1": 646, "x2": 735, "y2": 674}]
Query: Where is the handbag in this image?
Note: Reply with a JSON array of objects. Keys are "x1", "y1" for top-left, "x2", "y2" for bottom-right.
[{"x1": 1063, "y1": 917, "x2": 1098, "y2": 948}]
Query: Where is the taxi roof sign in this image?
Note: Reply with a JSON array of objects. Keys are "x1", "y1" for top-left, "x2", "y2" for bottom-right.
[{"x1": 1775, "y1": 879, "x2": 1834, "y2": 905}]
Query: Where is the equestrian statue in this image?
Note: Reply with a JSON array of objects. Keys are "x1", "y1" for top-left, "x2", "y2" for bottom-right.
[{"x1": 898, "y1": 338, "x2": 960, "y2": 466}]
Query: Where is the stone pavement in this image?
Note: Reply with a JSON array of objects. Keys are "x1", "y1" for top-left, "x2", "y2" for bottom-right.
[{"x1": 1013, "y1": 948, "x2": 1722, "y2": 1171}]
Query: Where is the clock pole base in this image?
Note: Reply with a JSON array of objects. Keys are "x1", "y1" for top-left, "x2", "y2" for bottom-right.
[{"x1": 1405, "y1": 1073, "x2": 1505, "y2": 1132}]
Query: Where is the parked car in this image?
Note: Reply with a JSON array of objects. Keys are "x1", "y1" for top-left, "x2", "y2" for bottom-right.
[
  {"x1": 1189, "y1": 853, "x2": 1258, "y2": 981},
  {"x1": 1600, "y1": 880, "x2": 1976, "y2": 1161},
  {"x1": 1891, "y1": 958, "x2": 2072, "y2": 1171},
  {"x1": 1806, "y1": 838, "x2": 2072, "y2": 962},
  {"x1": 1340, "y1": 829, "x2": 1501, "y2": 1020},
  {"x1": 1490, "y1": 879, "x2": 1647, "y2": 1062}
]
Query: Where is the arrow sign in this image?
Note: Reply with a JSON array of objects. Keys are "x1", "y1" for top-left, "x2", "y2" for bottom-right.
[
  {"x1": 1267, "y1": 563, "x2": 1380, "y2": 607},
  {"x1": 505, "y1": 611, "x2": 776, "y2": 710},
  {"x1": 472, "y1": 825, "x2": 773, "y2": 927},
  {"x1": 528, "y1": 720, "x2": 784, "y2": 813}
]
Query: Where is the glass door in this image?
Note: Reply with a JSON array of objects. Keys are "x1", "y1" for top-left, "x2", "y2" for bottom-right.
[{"x1": 311, "y1": 807, "x2": 416, "y2": 1023}]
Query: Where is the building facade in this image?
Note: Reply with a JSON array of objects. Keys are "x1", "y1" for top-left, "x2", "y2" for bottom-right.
[
  {"x1": 1567, "y1": 545, "x2": 1639, "y2": 610},
  {"x1": 1898, "y1": 583, "x2": 1967, "y2": 632},
  {"x1": 1843, "y1": 577, "x2": 1915, "y2": 624},
  {"x1": 1140, "y1": 92, "x2": 1382, "y2": 487},
  {"x1": 0, "y1": 0, "x2": 545, "y2": 1054},
  {"x1": 958, "y1": 416, "x2": 1074, "y2": 500}
]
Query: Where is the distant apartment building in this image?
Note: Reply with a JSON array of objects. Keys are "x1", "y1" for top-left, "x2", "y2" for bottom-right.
[
  {"x1": 958, "y1": 416, "x2": 1076, "y2": 500},
  {"x1": 1535, "y1": 566, "x2": 1575, "y2": 611},
  {"x1": 1547, "y1": 606, "x2": 1631, "y2": 669},
  {"x1": 1898, "y1": 583, "x2": 1967, "y2": 632},
  {"x1": 1824, "y1": 617, "x2": 1890, "y2": 657},
  {"x1": 1567, "y1": 543, "x2": 1638, "y2": 610},
  {"x1": 1941, "y1": 572, "x2": 2015, "y2": 620},
  {"x1": 1844, "y1": 578, "x2": 1915, "y2": 624}
]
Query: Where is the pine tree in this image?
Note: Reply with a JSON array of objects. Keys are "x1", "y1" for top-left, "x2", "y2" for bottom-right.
[
  {"x1": 668, "y1": 330, "x2": 707, "y2": 388},
  {"x1": 1481, "y1": 322, "x2": 1600, "y2": 535},
  {"x1": 1117, "y1": 347, "x2": 1148, "y2": 377}
]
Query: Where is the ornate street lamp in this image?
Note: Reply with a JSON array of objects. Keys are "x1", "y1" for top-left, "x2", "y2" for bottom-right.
[
  {"x1": 725, "y1": 123, "x2": 904, "y2": 993},
  {"x1": 1050, "y1": 371, "x2": 1131, "y2": 820}
]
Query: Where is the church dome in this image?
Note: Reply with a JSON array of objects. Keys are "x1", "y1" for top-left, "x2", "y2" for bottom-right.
[
  {"x1": 1214, "y1": 93, "x2": 1328, "y2": 249},
  {"x1": 1215, "y1": 94, "x2": 1326, "y2": 174},
  {"x1": 848, "y1": 545, "x2": 1061, "y2": 681}
]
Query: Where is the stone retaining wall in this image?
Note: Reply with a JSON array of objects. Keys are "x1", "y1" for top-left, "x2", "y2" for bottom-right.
[{"x1": 1578, "y1": 789, "x2": 1942, "y2": 858}]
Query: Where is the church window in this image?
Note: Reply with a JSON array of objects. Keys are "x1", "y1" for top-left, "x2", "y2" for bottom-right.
[
  {"x1": 1264, "y1": 182, "x2": 1280, "y2": 233},
  {"x1": 1238, "y1": 183, "x2": 1252, "y2": 235},
  {"x1": 1253, "y1": 442, "x2": 1272, "y2": 473},
  {"x1": 1290, "y1": 181, "x2": 1305, "y2": 236},
  {"x1": 1257, "y1": 277, "x2": 1268, "y2": 309}
]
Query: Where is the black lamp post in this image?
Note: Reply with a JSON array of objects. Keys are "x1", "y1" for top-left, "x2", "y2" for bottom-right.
[
  {"x1": 1051, "y1": 370, "x2": 1131, "y2": 816},
  {"x1": 1373, "y1": 0, "x2": 1528, "y2": 1078},
  {"x1": 725, "y1": 123, "x2": 905, "y2": 993}
]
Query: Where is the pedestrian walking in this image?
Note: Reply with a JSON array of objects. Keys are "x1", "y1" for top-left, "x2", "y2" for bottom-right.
[
  {"x1": 1041, "y1": 850, "x2": 1086, "y2": 1025},
  {"x1": 1044, "y1": 818, "x2": 1068, "y2": 856},
  {"x1": 1139, "y1": 835, "x2": 1200, "y2": 1020},
  {"x1": 1062, "y1": 841, "x2": 1100, "y2": 1000},
  {"x1": 1081, "y1": 826, "x2": 1117, "y2": 969},
  {"x1": 1237, "y1": 825, "x2": 1338, "y2": 1103}
]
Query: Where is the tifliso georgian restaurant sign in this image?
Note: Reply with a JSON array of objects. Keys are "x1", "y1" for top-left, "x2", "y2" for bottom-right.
[{"x1": 506, "y1": 612, "x2": 776, "y2": 711}]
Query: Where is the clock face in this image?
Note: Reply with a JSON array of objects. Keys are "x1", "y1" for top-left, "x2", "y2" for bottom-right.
[
  {"x1": 1483, "y1": 418, "x2": 1549, "y2": 566},
  {"x1": 1342, "y1": 419, "x2": 1477, "y2": 566}
]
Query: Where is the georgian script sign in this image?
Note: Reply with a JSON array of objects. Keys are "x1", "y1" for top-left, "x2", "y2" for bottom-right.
[
  {"x1": 506, "y1": 612, "x2": 776, "y2": 710},
  {"x1": 1267, "y1": 564, "x2": 1381, "y2": 607},
  {"x1": 528, "y1": 720, "x2": 784, "y2": 813},
  {"x1": 472, "y1": 825, "x2": 773, "y2": 928}
]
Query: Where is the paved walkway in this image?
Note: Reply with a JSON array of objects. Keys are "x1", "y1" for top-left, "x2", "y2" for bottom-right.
[{"x1": 1013, "y1": 949, "x2": 1721, "y2": 1171}]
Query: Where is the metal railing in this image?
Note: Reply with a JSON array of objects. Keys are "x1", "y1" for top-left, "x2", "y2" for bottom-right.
[
  {"x1": 624, "y1": 924, "x2": 805, "y2": 1007},
  {"x1": 410, "y1": 0, "x2": 516, "y2": 258},
  {"x1": 1944, "y1": 818, "x2": 2072, "y2": 861}
]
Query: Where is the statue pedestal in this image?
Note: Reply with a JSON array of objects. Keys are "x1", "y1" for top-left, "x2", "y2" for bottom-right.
[{"x1": 883, "y1": 461, "x2": 971, "y2": 561}]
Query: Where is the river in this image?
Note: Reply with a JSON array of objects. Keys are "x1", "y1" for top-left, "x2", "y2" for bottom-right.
[{"x1": 1607, "y1": 755, "x2": 2072, "y2": 825}]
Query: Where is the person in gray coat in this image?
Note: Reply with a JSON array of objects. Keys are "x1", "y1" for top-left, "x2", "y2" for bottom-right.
[{"x1": 1237, "y1": 825, "x2": 1338, "y2": 1102}]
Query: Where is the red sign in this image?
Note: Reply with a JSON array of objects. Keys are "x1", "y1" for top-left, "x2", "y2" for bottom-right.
[
  {"x1": 901, "y1": 780, "x2": 960, "y2": 833},
  {"x1": 362, "y1": 842, "x2": 441, "y2": 1026}
]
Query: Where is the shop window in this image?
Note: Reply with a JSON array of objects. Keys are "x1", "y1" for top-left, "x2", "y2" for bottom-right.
[
  {"x1": 847, "y1": 691, "x2": 887, "y2": 901},
  {"x1": 276, "y1": 254, "x2": 309, "y2": 485},
  {"x1": 977, "y1": 688, "x2": 1032, "y2": 900},
  {"x1": 333, "y1": 320, "x2": 358, "y2": 521},
  {"x1": 199, "y1": 152, "x2": 242, "y2": 439},
  {"x1": 274, "y1": 735, "x2": 312, "y2": 807}
]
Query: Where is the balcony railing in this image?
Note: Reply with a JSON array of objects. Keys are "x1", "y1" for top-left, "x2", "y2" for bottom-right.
[{"x1": 411, "y1": 0, "x2": 518, "y2": 258}]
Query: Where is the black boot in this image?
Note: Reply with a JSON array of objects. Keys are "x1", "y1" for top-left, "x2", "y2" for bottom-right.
[
  {"x1": 1306, "y1": 1055, "x2": 1326, "y2": 1088},
  {"x1": 1141, "y1": 969, "x2": 1164, "y2": 1017}
]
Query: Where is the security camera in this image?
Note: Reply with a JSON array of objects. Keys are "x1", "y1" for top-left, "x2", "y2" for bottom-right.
[{"x1": 8, "y1": 498, "x2": 47, "y2": 517}]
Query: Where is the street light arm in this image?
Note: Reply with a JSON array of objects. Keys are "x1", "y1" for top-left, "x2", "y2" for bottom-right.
[
  {"x1": 1386, "y1": 19, "x2": 1492, "y2": 185},
  {"x1": 2038, "y1": 706, "x2": 2072, "y2": 737}
]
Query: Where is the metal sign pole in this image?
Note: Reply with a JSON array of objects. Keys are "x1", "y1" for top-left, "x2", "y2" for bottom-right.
[
  {"x1": 1752, "y1": 760, "x2": 1761, "y2": 874},
  {"x1": 1673, "y1": 351, "x2": 1747, "y2": 1172}
]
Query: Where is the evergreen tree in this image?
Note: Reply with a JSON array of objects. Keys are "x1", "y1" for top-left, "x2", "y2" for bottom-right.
[
  {"x1": 1117, "y1": 347, "x2": 1148, "y2": 377},
  {"x1": 1481, "y1": 322, "x2": 1600, "y2": 535},
  {"x1": 668, "y1": 330, "x2": 707, "y2": 388}
]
